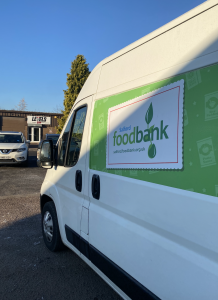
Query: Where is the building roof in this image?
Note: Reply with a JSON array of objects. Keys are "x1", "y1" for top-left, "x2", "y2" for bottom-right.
[{"x1": 0, "y1": 109, "x2": 63, "y2": 116}]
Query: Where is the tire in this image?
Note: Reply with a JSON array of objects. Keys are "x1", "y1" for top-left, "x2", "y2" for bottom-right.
[{"x1": 42, "y1": 201, "x2": 65, "y2": 252}]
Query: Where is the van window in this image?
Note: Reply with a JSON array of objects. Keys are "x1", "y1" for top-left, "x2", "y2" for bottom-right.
[
  {"x1": 66, "y1": 106, "x2": 87, "y2": 166},
  {"x1": 58, "y1": 113, "x2": 74, "y2": 166}
]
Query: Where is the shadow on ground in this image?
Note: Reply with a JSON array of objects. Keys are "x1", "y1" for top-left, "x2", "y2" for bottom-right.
[{"x1": 0, "y1": 195, "x2": 121, "y2": 300}]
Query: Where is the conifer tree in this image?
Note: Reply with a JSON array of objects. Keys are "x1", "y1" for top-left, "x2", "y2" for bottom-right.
[{"x1": 57, "y1": 55, "x2": 90, "y2": 133}]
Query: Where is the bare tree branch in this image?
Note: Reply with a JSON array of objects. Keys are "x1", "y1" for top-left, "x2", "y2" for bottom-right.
[
  {"x1": 14, "y1": 98, "x2": 27, "y2": 111},
  {"x1": 53, "y1": 104, "x2": 63, "y2": 114}
]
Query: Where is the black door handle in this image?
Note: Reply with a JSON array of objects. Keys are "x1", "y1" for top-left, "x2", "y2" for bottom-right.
[
  {"x1": 75, "y1": 170, "x2": 82, "y2": 192},
  {"x1": 92, "y1": 174, "x2": 100, "y2": 200}
]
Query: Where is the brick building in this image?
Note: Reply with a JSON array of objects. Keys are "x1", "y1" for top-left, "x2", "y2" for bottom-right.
[{"x1": 0, "y1": 110, "x2": 63, "y2": 143}]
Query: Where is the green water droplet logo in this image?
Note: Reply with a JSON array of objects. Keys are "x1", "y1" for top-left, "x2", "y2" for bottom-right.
[
  {"x1": 148, "y1": 143, "x2": 156, "y2": 158},
  {"x1": 145, "y1": 103, "x2": 153, "y2": 125},
  {"x1": 145, "y1": 102, "x2": 156, "y2": 159}
]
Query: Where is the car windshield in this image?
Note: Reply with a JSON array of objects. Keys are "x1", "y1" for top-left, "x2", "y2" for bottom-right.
[{"x1": 0, "y1": 134, "x2": 23, "y2": 143}]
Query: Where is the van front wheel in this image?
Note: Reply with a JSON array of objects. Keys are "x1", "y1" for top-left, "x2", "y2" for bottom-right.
[{"x1": 42, "y1": 201, "x2": 65, "y2": 252}]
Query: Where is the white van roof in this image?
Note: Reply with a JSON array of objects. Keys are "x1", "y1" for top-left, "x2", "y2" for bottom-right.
[
  {"x1": 76, "y1": 0, "x2": 218, "y2": 103},
  {"x1": 101, "y1": 0, "x2": 218, "y2": 66}
]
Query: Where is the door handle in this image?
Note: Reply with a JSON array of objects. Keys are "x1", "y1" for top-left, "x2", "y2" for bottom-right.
[
  {"x1": 75, "y1": 170, "x2": 82, "y2": 192},
  {"x1": 92, "y1": 174, "x2": 100, "y2": 200}
]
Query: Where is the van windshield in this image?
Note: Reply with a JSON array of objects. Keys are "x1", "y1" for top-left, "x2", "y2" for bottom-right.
[
  {"x1": 0, "y1": 134, "x2": 24, "y2": 143},
  {"x1": 47, "y1": 136, "x2": 59, "y2": 144}
]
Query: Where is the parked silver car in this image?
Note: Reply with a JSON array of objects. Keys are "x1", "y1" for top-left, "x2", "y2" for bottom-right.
[{"x1": 0, "y1": 131, "x2": 30, "y2": 166}]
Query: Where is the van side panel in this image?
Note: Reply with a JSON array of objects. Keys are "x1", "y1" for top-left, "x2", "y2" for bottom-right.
[
  {"x1": 89, "y1": 64, "x2": 218, "y2": 299},
  {"x1": 90, "y1": 64, "x2": 218, "y2": 197}
]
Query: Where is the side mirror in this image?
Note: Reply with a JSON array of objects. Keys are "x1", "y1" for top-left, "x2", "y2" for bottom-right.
[
  {"x1": 26, "y1": 140, "x2": 30, "y2": 144},
  {"x1": 37, "y1": 140, "x2": 53, "y2": 169}
]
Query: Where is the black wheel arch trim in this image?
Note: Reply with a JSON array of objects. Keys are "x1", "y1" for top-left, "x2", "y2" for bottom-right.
[{"x1": 40, "y1": 194, "x2": 55, "y2": 213}]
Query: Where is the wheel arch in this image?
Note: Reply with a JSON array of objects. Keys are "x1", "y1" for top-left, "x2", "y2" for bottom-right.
[
  {"x1": 40, "y1": 194, "x2": 54, "y2": 213},
  {"x1": 40, "y1": 188, "x2": 65, "y2": 247}
]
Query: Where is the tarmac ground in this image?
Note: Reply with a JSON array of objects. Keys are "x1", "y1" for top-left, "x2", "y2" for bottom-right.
[{"x1": 0, "y1": 146, "x2": 121, "y2": 300}]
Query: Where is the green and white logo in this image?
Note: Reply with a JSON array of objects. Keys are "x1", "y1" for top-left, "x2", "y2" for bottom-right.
[
  {"x1": 112, "y1": 102, "x2": 169, "y2": 160},
  {"x1": 106, "y1": 80, "x2": 184, "y2": 169},
  {"x1": 205, "y1": 91, "x2": 218, "y2": 121},
  {"x1": 197, "y1": 137, "x2": 216, "y2": 168}
]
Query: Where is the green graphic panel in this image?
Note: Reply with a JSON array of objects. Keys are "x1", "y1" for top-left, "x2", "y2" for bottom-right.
[{"x1": 90, "y1": 64, "x2": 218, "y2": 197}]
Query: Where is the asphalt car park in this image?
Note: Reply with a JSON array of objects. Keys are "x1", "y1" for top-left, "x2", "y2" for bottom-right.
[{"x1": 0, "y1": 147, "x2": 121, "y2": 300}]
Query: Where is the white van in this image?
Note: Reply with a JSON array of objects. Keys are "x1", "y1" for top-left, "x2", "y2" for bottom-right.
[{"x1": 37, "y1": 1, "x2": 218, "y2": 299}]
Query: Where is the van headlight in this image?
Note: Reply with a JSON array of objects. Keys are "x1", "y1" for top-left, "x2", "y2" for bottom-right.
[{"x1": 17, "y1": 148, "x2": 26, "y2": 152}]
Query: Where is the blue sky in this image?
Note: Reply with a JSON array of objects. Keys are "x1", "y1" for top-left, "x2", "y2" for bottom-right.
[{"x1": 0, "y1": 0, "x2": 205, "y2": 113}]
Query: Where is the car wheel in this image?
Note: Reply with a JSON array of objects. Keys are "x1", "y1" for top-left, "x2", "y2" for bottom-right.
[{"x1": 42, "y1": 201, "x2": 65, "y2": 252}]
